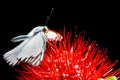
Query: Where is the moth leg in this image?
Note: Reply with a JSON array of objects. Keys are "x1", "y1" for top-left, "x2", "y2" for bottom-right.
[{"x1": 11, "y1": 35, "x2": 31, "y2": 42}]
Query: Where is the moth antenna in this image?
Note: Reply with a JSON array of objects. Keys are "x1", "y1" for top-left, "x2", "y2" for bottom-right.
[{"x1": 45, "y1": 8, "x2": 54, "y2": 26}]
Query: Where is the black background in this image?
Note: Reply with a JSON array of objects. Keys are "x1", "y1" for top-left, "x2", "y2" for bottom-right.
[{"x1": 0, "y1": 7, "x2": 120, "y2": 79}]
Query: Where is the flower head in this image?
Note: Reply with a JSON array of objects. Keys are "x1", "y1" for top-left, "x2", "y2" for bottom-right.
[{"x1": 16, "y1": 27, "x2": 120, "y2": 80}]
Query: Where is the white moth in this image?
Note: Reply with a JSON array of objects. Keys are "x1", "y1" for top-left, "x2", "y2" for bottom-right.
[{"x1": 3, "y1": 26, "x2": 63, "y2": 66}]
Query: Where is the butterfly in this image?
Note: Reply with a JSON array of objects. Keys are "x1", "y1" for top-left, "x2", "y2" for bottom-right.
[{"x1": 3, "y1": 26, "x2": 63, "y2": 66}]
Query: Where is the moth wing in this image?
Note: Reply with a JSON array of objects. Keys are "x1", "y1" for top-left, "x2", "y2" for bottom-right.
[
  {"x1": 3, "y1": 39, "x2": 29, "y2": 66},
  {"x1": 18, "y1": 31, "x2": 46, "y2": 66},
  {"x1": 3, "y1": 32, "x2": 46, "y2": 66}
]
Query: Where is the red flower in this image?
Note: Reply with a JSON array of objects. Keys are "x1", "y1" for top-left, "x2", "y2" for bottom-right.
[{"x1": 16, "y1": 28, "x2": 120, "y2": 80}]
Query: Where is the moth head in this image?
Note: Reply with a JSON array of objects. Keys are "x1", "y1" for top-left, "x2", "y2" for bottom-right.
[{"x1": 42, "y1": 26, "x2": 49, "y2": 33}]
